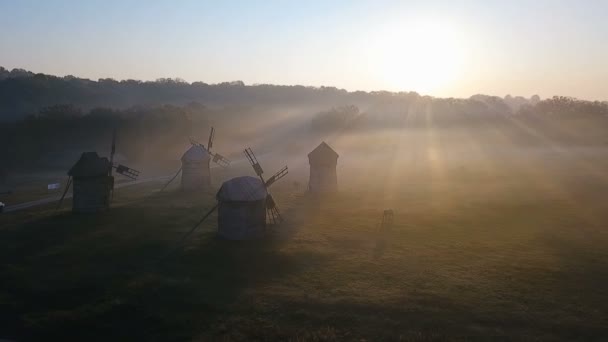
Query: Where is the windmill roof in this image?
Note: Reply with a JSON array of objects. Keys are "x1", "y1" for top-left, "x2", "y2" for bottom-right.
[
  {"x1": 68, "y1": 152, "x2": 111, "y2": 178},
  {"x1": 308, "y1": 142, "x2": 339, "y2": 160},
  {"x1": 181, "y1": 145, "x2": 210, "y2": 162},
  {"x1": 216, "y1": 176, "x2": 267, "y2": 202}
]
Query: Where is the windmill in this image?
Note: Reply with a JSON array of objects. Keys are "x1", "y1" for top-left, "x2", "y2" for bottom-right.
[
  {"x1": 161, "y1": 127, "x2": 230, "y2": 191},
  {"x1": 244, "y1": 147, "x2": 288, "y2": 224},
  {"x1": 159, "y1": 148, "x2": 288, "y2": 257},
  {"x1": 56, "y1": 128, "x2": 140, "y2": 211}
]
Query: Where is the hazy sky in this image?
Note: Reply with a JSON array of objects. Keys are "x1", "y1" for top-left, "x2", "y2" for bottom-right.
[{"x1": 1, "y1": 0, "x2": 607, "y2": 100}]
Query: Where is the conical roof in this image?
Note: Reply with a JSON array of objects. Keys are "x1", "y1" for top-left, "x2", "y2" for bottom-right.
[
  {"x1": 308, "y1": 141, "x2": 339, "y2": 164},
  {"x1": 68, "y1": 152, "x2": 111, "y2": 178},
  {"x1": 216, "y1": 176, "x2": 267, "y2": 202},
  {"x1": 181, "y1": 145, "x2": 210, "y2": 162}
]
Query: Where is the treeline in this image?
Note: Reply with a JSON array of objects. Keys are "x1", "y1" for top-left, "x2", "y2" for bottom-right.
[
  {"x1": 2, "y1": 95, "x2": 608, "y2": 173},
  {"x1": 3, "y1": 67, "x2": 607, "y2": 125},
  {"x1": 2, "y1": 66, "x2": 608, "y2": 174},
  {"x1": 0, "y1": 103, "x2": 207, "y2": 171},
  {"x1": 518, "y1": 96, "x2": 608, "y2": 117},
  {"x1": 0, "y1": 66, "x2": 553, "y2": 122},
  {"x1": 0, "y1": 67, "x2": 374, "y2": 121},
  {"x1": 311, "y1": 95, "x2": 608, "y2": 134}
]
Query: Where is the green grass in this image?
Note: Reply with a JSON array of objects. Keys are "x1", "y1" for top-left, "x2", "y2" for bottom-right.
[{"x1": 2, "y1": 135, "x2": 608, "y2": 340}]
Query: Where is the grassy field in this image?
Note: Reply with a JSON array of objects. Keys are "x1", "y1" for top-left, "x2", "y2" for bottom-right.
[{"x1": 2, "y1": 120, "x2": 608, "y2": 341}]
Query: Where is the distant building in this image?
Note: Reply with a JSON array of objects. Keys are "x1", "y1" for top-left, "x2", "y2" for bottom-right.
[
  {"x1": 216, "y1": 176, "x2": 267, "y2": 240},
  {"x1": 68, "y1": 152, "x2": 113, "y2": 213},
  {"x1": 308, "y1": 141, "x2": 339, "y2": 193},
  {"x1": 181, "y1": 145, "x2": 211, "y2": 190}
]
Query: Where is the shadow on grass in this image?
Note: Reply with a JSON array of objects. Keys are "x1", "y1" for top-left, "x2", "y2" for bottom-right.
[{"x1": 0, "y1": 201, "x2": 328, "y2": 341}]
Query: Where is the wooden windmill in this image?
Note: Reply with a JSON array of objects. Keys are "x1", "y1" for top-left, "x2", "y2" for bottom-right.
[
  {"x1": 57, "y1": 128, "x2": 140, "y2": 212},
  {"x1": 161, "y1": 127, "x2": 230, "y2": 191}
]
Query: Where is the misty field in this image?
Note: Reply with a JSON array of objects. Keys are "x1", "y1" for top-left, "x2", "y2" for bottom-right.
[{"x1": 2, "y1": 119, "x2": 608, "y2": 341}]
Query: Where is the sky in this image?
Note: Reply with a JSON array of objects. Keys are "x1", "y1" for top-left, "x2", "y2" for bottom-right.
[{"x1": 1, "y1": 0, "x2": 607, "y2": 100}]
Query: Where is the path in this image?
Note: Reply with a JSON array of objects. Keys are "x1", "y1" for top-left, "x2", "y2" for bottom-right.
[{"x1": 3, "y1": 175, "x2": 172, "y2": 213}]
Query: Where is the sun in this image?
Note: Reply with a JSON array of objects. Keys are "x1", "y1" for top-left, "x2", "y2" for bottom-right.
[{"x1": 369, "y1": 19, "x2": 469, "y2": 95}]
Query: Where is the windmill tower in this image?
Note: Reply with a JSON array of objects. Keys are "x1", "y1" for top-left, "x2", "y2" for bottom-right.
[
  {"x1": 180, "y1": 145, "x2": 210, "y2": 190},
  {"x1": 166, "y1": 127, "x2": 229, "y2": 192},
  {"x1": 214, "y1": 148, "x2": 288, "y2": 239},
  {"x1": 308, "y1": 141, "x2": 339, "y2": 193},
  {"x1": 62, "y1": 129, "x2": 140, "y2": 213},
  {"x1": 216, "y1": 176, "x2": 268, "y2": 240},
  {"x1": 67, "y1": 152, "x2": 113, "y2": 213}
]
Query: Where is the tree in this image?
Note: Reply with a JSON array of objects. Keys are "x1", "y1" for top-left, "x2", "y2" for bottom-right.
[
  {"x1": 311, "y1": 105, "x2": 360, "y2": 132},
  {"x1": 38, "y1": 104, "x2": 82, "y2": 119}
]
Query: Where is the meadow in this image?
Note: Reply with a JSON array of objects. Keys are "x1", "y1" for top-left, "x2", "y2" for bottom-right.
[{"x1": 1, "y1": 115, "x2": 608, "y2": 341}]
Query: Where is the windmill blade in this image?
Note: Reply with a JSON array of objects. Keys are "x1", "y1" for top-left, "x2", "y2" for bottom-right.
[
  {"x1": 113, "y1": 164, "x2": 140, "y2": 180},
  {"x1": 244, "y1": 147, "x2": 287, "y2": 224},
  {"x1": 210, "y1": 152, "x2": 230, "y2": 168},
  {"x1": 55, "y1": 176, "x2": 73, "y2": 210},
  {"x1": 244, "y1": 148, "x2": 264, "y2": 177},
  {"x1": 207, "y1": 127, "x2": 215, "y2": 152},
  {"x1": 264, "y1": 166, "x2": 288, "y2": 188},
  {"x1": 265, "y1": 193, "x2": 283, "y2": 224}
]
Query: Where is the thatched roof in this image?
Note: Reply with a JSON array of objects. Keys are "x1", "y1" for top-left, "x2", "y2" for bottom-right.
[
  {"x1": 68, "y1": 152, "x2": 111, "y2": 178},
  {"x1": 216, "y1": 176, "x2": 267, "y2": 202},
  {"x1": 181, "y1": 145, "x2": 210, "y2": 162},
  {"x1": 308, "y1": 141, "x2": 339, "y2": 164}
]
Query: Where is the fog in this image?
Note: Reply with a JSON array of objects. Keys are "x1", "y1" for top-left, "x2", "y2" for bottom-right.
[{"x1": 3, "y1": 70, "x2": 608, "y2": 342}]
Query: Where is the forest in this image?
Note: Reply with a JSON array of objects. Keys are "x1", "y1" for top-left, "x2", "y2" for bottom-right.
[{"x1": 2, "y1": 66, "x2": 608, "y2": 176}]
